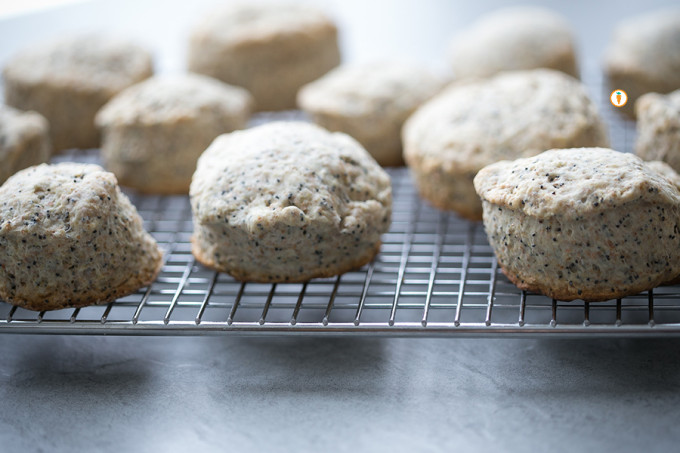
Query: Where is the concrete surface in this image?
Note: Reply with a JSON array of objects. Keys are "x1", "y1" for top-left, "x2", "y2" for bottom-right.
[{"x1": 1, "y1": 336, "x2": 679, "y2": 452}]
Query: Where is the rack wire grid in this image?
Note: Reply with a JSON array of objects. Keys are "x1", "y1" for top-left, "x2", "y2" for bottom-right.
[{"x1": 2, "y1": 71, "x2": 680, "y2": 337}]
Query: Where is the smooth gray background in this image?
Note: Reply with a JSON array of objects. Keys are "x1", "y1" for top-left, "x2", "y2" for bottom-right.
[
  {"x1": 2, "y1": 336, "x2": 680, "y2": 452},
  {"x1": 1, "y1": 1, "x2": 680, "y2": 452}
]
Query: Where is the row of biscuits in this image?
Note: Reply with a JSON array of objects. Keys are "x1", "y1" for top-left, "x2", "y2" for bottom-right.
[
  {"x1": 1, "y1": 4, "x2": 680, "y2": 311},
  {"x1": 5, "y1": 123, "x2": 680, "y2": 310},
  {"x1": 2, "y1": 5, "x2": 680, "y2": 186},
  {"x1": 0, "y1": 121, "x2": 392, "y2": 311}
]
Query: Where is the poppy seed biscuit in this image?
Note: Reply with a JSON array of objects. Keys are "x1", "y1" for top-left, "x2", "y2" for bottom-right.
[
  {"x1": 635, "y1": 90, "x2": 680, "y2": 172},
  {"x1": 403, "y1": 69, "x2": 609, "y2": 220},
  {"x1": 190, "y1": 122, "x2": 392, "y2": 282},
  {"x1": 96, "y1": 74, "x2": 253, "y2": 194},
  {"x1": 449, "y1": 7, "x2": 578, "y2": 80},
  {"x1": 474, "y1": 148, "x2": 680, "y2": 302},
  {"x1": 0, "y1": 163, "x2": 163, "y2": 311},
  {"x1": 647, "y1": 161, "x2": 680, "y2": 190},
  {"x1": 188, "y1": 3, "x2": 340, "y2": 112},
  {"x1": 604, "y1": 9, "x2": 680, "y2": 117},
  {"x1": 3, "y1": 34, "x2": 153, "y2": 152},
  {"x1": 297, "y1": 62, "x2": 445, "y2": 167},
  {"x1": 0, "y1": 105, "x2": 51, "y2": 185}
]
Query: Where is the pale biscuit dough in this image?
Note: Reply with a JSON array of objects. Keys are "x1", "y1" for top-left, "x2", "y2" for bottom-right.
[
  {"x1": 188, "y1": 3, "x2": 340, "y2": 112},
  {"x1": 297, "y1": 62, "x2": 445, "y2": 167},
  {"x1": 403, "y1": 69, "x2": 609, "y2": 220},
  {"x1": 474, "y1": 148, "x2": 680, "y2": 301},
  {"x1": 0, "y1": 163, "x2": 162, "y2": 311},
  {"x1": 647, "y1": 161, "x2": 680, "y2": 190},
  {"x1": 190, "y1": 122, "x2": 392, "y2": 282},
  {"x1": 0, "y1": 105, "x2": 51, "y2": 185},
  {"x1": 96, "y1": 74, "x2": 253, "y2": 194},
  {"x1": 604, "y1": 9, "x2": 680, "y2": 117},
  {"x1": 449, "y1": 7, "x2": 578, "y2": 80},
  {"x1": 635, "y1": 90, "x2": 680, "y2": 173},
  {"x1": 3, "y1": 34, "x2": 153, "y2": 152}
]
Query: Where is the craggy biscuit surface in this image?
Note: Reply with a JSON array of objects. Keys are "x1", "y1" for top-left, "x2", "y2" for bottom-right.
[
  {"x1": 403, "y1": 69, "x2": 608, "y2": 220},
  {"x1": 0, "y1": 163, "x2": 162, "y2": 311},
  {"x1": 190, "y1": 122, "x2": 392, "y2": 282},
  {"x1": 474, "y1": 148, "x2": 680, "y2": 301}
]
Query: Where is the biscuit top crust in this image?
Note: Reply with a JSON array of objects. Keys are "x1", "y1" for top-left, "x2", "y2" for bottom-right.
[
  {"x1": 636, "y1": 89, "x2": 680, "y2": 117},
  {"x1": 2, "y1": 34, "x2": 152, "y2": 94},
  {"x1": 190, "y1": 122, "x2": 391, "y2": 230},
  {"x1": 95, "y1": 74, "x2": 253, "y2": 126},
  {"x1": 403, "y1": 69, "x2": 605, "y2": 172},
  {"x1": 474, "y1": 148, "x2": 680, "y2": 220},
  {"x1": 646, "y1": 161, "x2": 680, "y2": 190},
  {"x1": 0, "y1": 105, "x2": 48, "y2": 152},
  {"x1": 605, "y1": 9, "x2": 680, "y2": 82},
  {"x1": 0, "y1": 161, "x2": 159, "y2": 248},
  {"x1": 1, "y1": 163, "x2": 121, "y2": 229},
  {"x1": 449, "y1": 7, "x2": 575, "y2": 77},
  {"x1": 297, "y1": 62, "x2": 444, "y2": 116},
  {"x1": 191, "y1": 3, "x2": 336, "y2": 45}
]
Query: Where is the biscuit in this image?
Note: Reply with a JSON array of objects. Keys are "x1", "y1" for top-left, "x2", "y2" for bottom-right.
[
  {"x1": 604, "y1": 9, "x2": 680, "y2": 117},
  {"x1": 647, "y1": 160, "x2": 680, "y2": 189},
  {"x1": 96, "y1": 74, "x2": 253, "y2": 194},
  {"x1": 0, "y1": 163, "x2": 162, "y2": 311},
  {"x1": 635, "y1": 90, "x2": 680, "y2": 172},
  {"x1": 188, "y1": 3, "x2": 340, "y2": 111},
  {"x1": 297, "y1": 62, "x2": 444, "y2": 166},
  {"x1": 3, "y1": 34, "x2": 153, "y2": 151},
  {"x1": 0, "y1": 105, "x2": 51, "y2": 185},
  {"x1": 190, "y1": 122, "x2": 392, "y2": 282},
  {"x1": 403, "y1": 69, "x2": 609, "y2": 220},
  {"x1": 449, "y1": 7, "x2": 578, "y2": 80},
  {"x1": 474, "y1": 148, "x2": 680, "y2": 302}
]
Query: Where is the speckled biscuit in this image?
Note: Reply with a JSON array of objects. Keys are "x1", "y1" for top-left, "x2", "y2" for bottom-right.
[
  {"x1": 3, "y1": 34, "x2": 153, "y2": 152},
  {"x1": 604, "y1": 9, "x2": 680, "y2": 117},
  {"x1": 403, "y1": 69, "x2": 609, "y2": 220},
  {"x1": 190, "y1": 122, "x2": 392, "y2": 282},
  {"x1": 95, "y1": 74, "x2": 253, "y2": 194},
  {"x1": 0, "y1": 105, "x2": 51, "y2": 185},
  {"x1": 188, "y1": 3, "x2": 340, "y2": 112},
  {"x1": 635, "y1": 89, "x2": 680, "y2": 172},
  {"x1": 474, "y1": 148, "x2": 680, "y2": 302},
  {"x1": 449, "y1": 7, "x2": 578, "y2": 80},
  {"x1": 297, "y1": 62, "x2": 444, "y2": 167},
  {"x1": 0, "y1": 163, "x2": 163, "y2": 311},
  {"x1": 647, "y1": 161, "x2": 680, "y2": 190}
]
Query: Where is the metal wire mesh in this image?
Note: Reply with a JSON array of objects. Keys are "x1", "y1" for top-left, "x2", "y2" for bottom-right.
[{"x1": 2, "y1": 71, "x2": 680, "y2": 336}]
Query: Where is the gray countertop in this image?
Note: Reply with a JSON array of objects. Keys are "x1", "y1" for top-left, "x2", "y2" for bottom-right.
[
  {"x1": 2, "y1": 336, "x2": 680, "y2": 452},
  {"x1": 2, "y1": 1, "x2": 680, "y2": 452}
]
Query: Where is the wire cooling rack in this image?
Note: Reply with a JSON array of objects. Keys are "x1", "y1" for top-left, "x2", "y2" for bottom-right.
[{"x1": 2, "y1": 72, "x2": 680, "y2": 337}]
